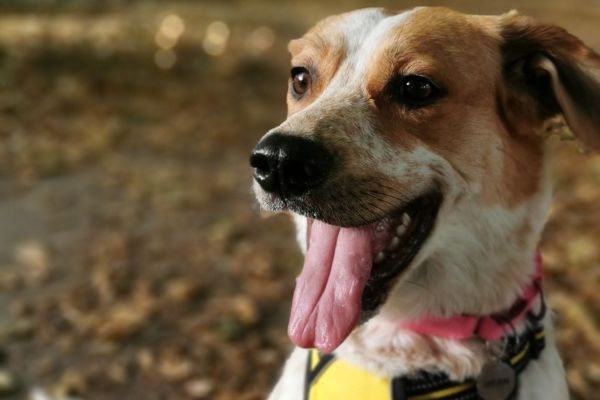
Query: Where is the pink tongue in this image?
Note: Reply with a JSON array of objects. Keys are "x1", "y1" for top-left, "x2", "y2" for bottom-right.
[{"x1": 288, "y1": 219, "x2": 373, "y2": 353}]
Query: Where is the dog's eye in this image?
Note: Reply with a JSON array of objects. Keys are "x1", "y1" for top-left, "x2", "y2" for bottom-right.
[
  {"x1": 291, "y1": 67, "x2": 312, "y2": 98},
  {"x1": 394, "y1": 75, "x2": 441, "y2": 108}
]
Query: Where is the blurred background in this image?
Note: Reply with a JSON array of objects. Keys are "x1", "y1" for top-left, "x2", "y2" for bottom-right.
[{"x1": 0, "y1": 0, "x2": 597, "y2": 399}]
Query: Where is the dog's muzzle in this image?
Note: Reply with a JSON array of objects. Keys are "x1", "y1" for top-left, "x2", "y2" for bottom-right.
[{"x1": 249, "y1": 133, "x2": 333, "y2": 198}]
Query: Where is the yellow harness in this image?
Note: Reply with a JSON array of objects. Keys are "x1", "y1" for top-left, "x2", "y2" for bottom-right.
[
  {"x1": 304, "y1": 327, "x2": 545, "y2": 400},
  {"x1": 305, "y1": 350, "x2": 391, "y2": 400}
]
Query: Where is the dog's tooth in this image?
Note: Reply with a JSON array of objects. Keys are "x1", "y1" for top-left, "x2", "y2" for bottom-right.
[
  {"x1": 374, "y1": 252, "x2": 386, "y2": 263},
  {"x1": 388, "y1": 236, "x2": 400, "y2": 250},
  {"x1": 396, "y1": 224, "x2": 407, "y2": 237},
  {"x1": 401, "y1": 213, "x2": 411, "y2": 226}
]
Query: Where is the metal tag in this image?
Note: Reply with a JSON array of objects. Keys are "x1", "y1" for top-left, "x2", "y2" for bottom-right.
[{"x1": 476, "y1": 361, "x2": 516, "y2": 400}]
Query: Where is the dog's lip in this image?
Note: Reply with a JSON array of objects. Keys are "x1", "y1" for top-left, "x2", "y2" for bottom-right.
[{"x1": 361, "y1": 189, "x2": 442, "y2": 315}]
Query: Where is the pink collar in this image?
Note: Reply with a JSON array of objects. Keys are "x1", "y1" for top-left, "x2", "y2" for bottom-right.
[{"x1": 399, "y1": 253, "x2": 543, "y2": 341}]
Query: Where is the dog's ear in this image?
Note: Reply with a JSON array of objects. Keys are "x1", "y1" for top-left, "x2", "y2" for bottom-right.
[{"x1": 499, "y1": 13, "x2": 600, "y2": 151}]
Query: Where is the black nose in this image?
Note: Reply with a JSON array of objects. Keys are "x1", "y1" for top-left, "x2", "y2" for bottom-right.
[{"x1": 249, "y1": 133, "x2": 333, "y2": 197}]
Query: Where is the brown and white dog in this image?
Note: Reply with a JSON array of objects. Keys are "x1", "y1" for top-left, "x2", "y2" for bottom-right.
[{"x1": 250, "y1": 7, "x2": 599, "y2": 400}]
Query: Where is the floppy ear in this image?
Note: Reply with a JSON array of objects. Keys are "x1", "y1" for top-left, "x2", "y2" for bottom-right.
[{"x1": 499, "y1": 13, "x2": 600, "y2": 151}]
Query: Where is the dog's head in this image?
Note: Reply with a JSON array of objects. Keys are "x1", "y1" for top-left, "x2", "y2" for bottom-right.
[{"x1": 250, "y1": 7, "x2": 600, "y2": 352}]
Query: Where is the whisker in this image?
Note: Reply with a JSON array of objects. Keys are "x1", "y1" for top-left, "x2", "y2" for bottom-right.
[
  {"x1": 347, "y1": 192, "x2": 383, "y2": 222},
  {"x1": 374, "y1": 180, "x2": 408, "y2": 198},
  {"x1": 360, "y1": 190, "x2": 396, "y2": 209},
  {"x1": 365, "y1": 189, "x2": 404, "y2": 204}
]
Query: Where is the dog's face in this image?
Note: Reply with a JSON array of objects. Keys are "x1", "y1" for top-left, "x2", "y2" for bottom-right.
[{"x1": 250, "y1": 7, "x2": 600, "y2": 352}]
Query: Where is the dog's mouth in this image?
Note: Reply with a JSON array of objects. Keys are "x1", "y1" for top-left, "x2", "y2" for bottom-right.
[{"x1": 288, "y1": 189, "x2": 442, "y2": 353}]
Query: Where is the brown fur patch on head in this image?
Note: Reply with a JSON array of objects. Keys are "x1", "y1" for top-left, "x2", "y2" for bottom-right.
[
  {"x1": 366, "y1": 8, "x2": 499, "y2": 139},
  {"x1": 362, "y1": 8, "x2": 545, "y2": 207}
]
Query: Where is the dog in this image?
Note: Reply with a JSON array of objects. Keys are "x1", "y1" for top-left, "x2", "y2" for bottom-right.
[{"x1": 250, "y1": 7, "x2": 599, "y2": 400}]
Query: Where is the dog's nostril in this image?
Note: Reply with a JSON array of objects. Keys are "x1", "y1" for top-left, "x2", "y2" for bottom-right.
[
  {"x1": 249, "y1": 150, "x2": 281, "y2": 194},
  {"x1": 250, "y1": 153, "x2": 272, "y2": 178}
]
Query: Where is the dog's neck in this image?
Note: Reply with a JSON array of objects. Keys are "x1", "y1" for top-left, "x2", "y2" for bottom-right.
[{"x1": 398, "y1": 253, "x2": 543, "y2": 341}]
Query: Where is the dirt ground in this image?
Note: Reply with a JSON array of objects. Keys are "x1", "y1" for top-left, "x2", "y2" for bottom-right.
[{"x1": 0, "y1": 1, "x2": 597, "y2": 399}]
